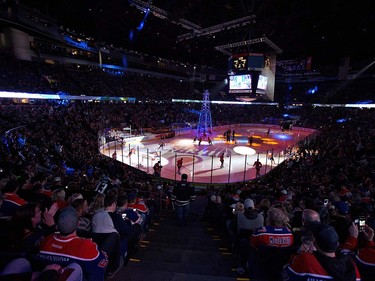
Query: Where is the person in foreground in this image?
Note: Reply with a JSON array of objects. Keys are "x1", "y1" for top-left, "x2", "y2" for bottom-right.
[
  {"x1": 282, "y1": 222, "x2": 361, "y2": 281},
  {"x1": 342, "y1": 222, "x2": 375, "y2": 281},
  {"x1": 36, "y1": 207, "x2": 109, "y2": 281},
  {"x1": 171, "y1": 173, "x2": 196, "y2": 226}
]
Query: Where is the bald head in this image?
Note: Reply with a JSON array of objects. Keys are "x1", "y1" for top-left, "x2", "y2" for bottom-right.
[{"x1": 302, "y1": 209, "x2": 320, "y2": 225}]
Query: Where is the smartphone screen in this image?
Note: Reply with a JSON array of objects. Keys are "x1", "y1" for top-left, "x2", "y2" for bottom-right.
[{"x1": 359, "y1": 217, "x2": 366, "y2": 231}]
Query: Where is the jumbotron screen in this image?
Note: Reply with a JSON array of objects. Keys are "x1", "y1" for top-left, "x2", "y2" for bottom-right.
[
  {"x1": 229, "y1": 74, "x2": 268, "y2": 94},
  {"x1": 228, "y1": 74, "x2": 251, "y2": 93},
  {"x1": 228, "y1": 54, "x2": 276, "y2": 101}
]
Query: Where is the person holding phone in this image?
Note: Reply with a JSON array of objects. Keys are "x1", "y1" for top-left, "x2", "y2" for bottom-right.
[
  {"x1": 343, "y1": 222, "x2": 375, "y2": 281},
  {"x1": 283, "y1": 223, "x2": 361, "y2": 281}
]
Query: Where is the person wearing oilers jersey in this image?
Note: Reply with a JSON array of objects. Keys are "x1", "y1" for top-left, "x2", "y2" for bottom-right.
[
  {"x1": 251, "y1": 206, "x2": 294, "y2": 249},
  {"x1": 0, "y1": 180, "x2": 27, "y2": 216},
  {"x1": 237, "y1": 206, "x2": 293, "y2": 278},
  {"x1": 36, "y1": 207, "x2": 108, "y2": 281},
  {"x1": 342, "y1": 221, "x2": 375, "y2": 281},
  {"x1": 283, "y1": 222, "x2": 361, "y2": 281}
]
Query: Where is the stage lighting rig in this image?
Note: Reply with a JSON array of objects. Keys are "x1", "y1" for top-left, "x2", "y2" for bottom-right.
[
  {"x1": 214, "y1": 37, "x2": 283, "y2": 56},
  {"x1": 176, "y1": 15, "x2": 256, "y2": 42},
  {"x1": 129, "y1": 0, "x2": 201, "y2": 32}
]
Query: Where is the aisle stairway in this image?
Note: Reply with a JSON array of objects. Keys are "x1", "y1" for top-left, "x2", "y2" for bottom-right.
[{"x1": 112, "y1": 195, "x2": 240, "y2": 281}]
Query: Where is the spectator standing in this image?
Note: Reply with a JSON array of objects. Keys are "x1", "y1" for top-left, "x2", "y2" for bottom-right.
[{"x1": 171, "y1": 174, "x2": 196, "y2": 227}]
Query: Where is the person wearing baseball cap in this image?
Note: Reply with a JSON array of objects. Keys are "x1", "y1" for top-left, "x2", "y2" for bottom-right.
[{"x1": 283, "y1": 222, "x2": 361, "y2": 281}]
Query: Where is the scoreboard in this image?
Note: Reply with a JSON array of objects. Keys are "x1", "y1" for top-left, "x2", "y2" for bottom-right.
[
  {"x1": 232, "y1": 56, "x2": 248, "y2": 71},
  {"x1": 229, "y1": 53, "x2": 264, "y2": 73}
]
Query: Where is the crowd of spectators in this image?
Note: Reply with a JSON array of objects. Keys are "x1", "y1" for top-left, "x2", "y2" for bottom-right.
[
  {"x1": 0, "y1": 101, "x2": 173, "y2": 280},
  {"x1": 3, "y1": 53, "x2": 374, "y2": 104},
  {"x1": 204, "y1": 106, "x2": 375, "y2": 280},
  {"x1": 0, "y1": 99, "x2": 374, "y2": 280},
  {"x1": 0, "y1": 56, "x2": 375, "y2": 280},
  {"x1": 0, "y1": 54, "x2": 207, "y2": 101}
]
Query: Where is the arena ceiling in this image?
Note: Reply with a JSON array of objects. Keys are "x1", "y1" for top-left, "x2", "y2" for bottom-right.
[{"x1": 19, "y1": 0, "x2": 375, "y2": 71}]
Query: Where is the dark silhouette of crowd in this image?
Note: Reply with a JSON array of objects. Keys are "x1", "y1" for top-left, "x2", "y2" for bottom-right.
[
  {"x1": 0, "y1": 53, "x2": 206, "y2": 101},
  {"x1": 0, "y1": 56, "x2": 375, "y2": 280}
]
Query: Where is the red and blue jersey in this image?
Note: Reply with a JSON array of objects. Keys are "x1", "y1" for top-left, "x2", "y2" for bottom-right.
[
  {"x1": 251, "y1": 225, "x2": 294, "y2": 248},
  {"x1": 0, "y1": 192, "x2": 27, "y2": 216},
  {"x1": 128, "y1": 202, "x2": 148, "y2": 214},
  {"x1": 121, "y1": 208, "x2": 143, "y2": 226},
  {"x1": 282, "y1": 252, "x2": 361, "y2": 281},
  {"x1": 355, "y1": 244, "x2": 375, "y2": 281},
  {"x1": 343, "y1": 235, "x2": 375, "y2": 280},
  {"x1": 36, "y1": 233, "x2": 108, "y2": 281}
]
